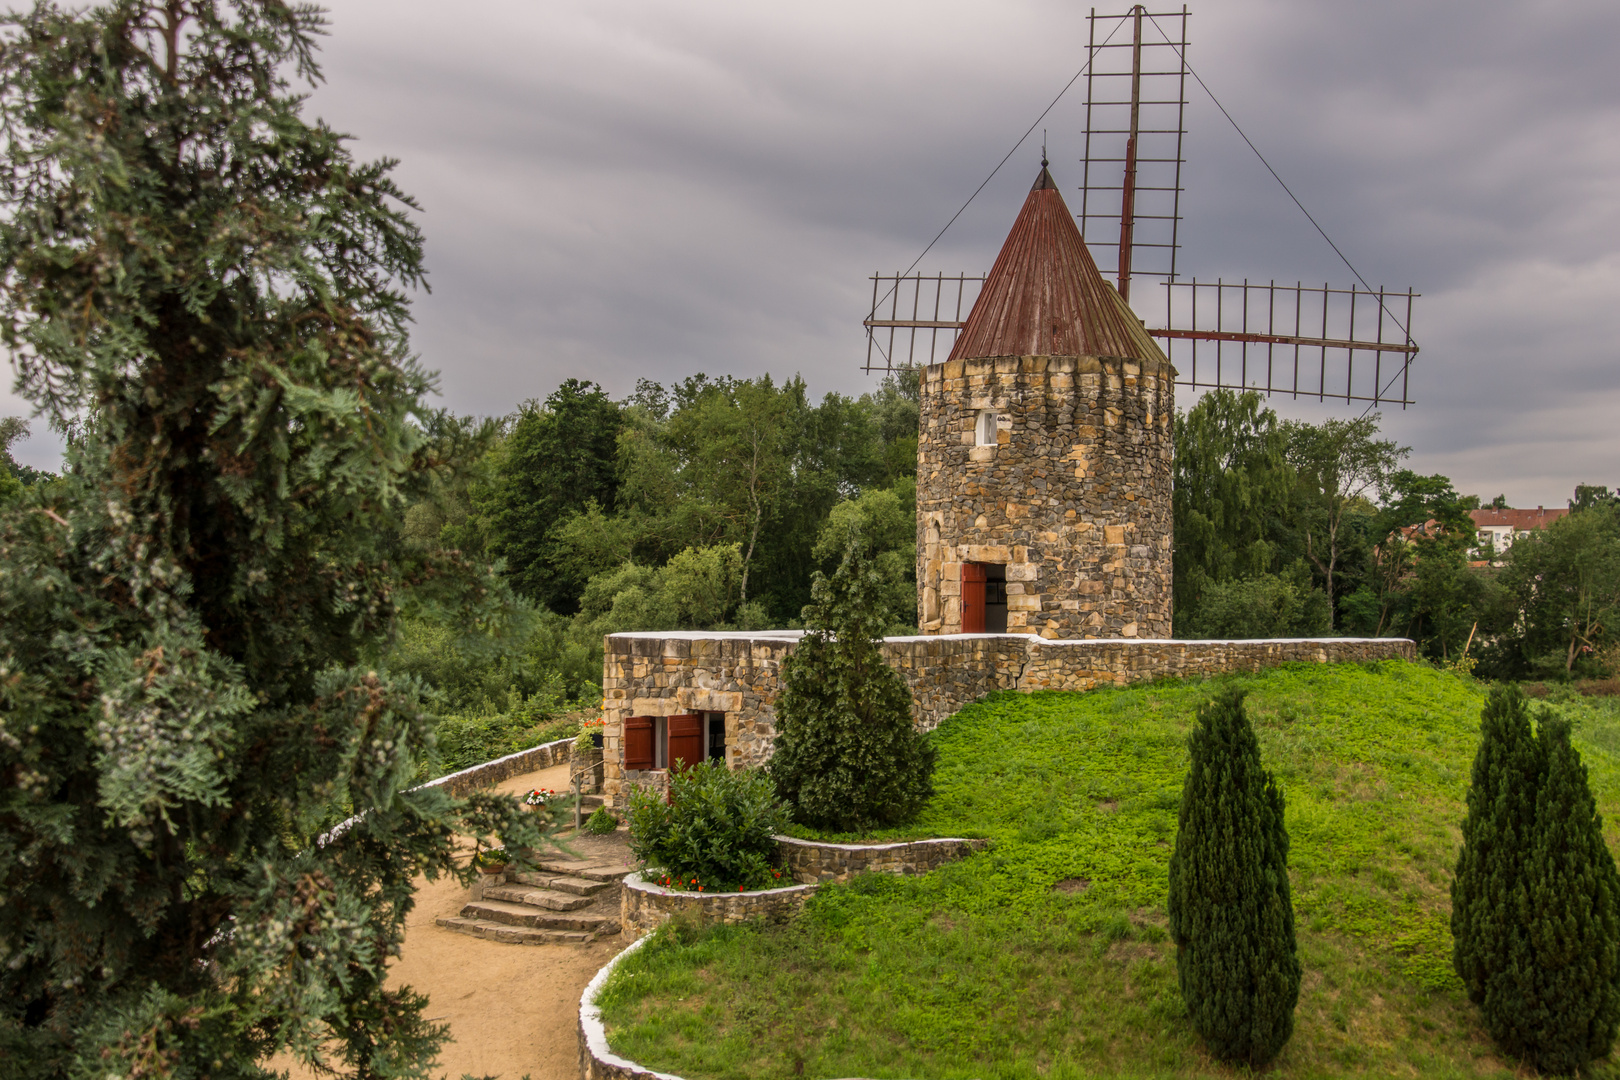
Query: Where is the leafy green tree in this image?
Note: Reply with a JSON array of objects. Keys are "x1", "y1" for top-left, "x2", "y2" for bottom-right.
[
  {"x1": 1183, "y1": 564, "x2": 1330, "y2": 640},
  {"x1": 484, "y1": 379, "x2": 623, "y2": 613},
  {"x1": 1571, "y1": 484, "x2": 1619, "y2": 513},
  {"x1": 771, "y1": 538, "x2": 935, "y2": 832},
  {"x1": 1453, "y1": 685, "x2": 1543, "y2": 1007},
  {"x1": 1167, "y1": 688, "x2": 1299, "y2": 1067},
  {"x1": 0, "y1": 4, "x2": 543, "y2": 1076},
  {"x1": 813, "y1": 478, "x2": 917, "y2": 632},
  {"x1": 1492, "y1": 505, "x2": 1620, "y2": 677},
  {"x1": 1172, "y1": 390, "x2": 1294, "y2": 631},
  {"x1": 1284, "y1": 414, "x2": 1406, "y2": 625}
]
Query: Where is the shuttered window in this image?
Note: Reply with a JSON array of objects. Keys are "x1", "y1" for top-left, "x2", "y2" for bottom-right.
[
  {"x1": 667, "y1": 713, "x2": 703, "y2": 771},
  {"x1": 624, "y1": 716, "x2": 654, "y2": 771}
]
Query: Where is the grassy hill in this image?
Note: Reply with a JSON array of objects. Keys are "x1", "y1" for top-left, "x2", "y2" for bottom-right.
[{"x1": 596, "y1": 662, "x2": 1620, "y2": 1079}]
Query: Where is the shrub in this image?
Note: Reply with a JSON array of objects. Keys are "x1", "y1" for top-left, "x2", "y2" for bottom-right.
[
  {"x1": 626, "y1": 761, "x2": 790, "y2": 890},
  {"x1": 587, "y1": 806, "x2": 621, "y2": 835},
  {"x1": 1455, "y1": 686, "x2": 1620, "y2": 1073},
  {"x1": 1185, "y1": 566, "x2": 1331, "y2": 639},
  {"x1": 770, "y1": 537, "x2": 936, "y2": 831},
  {"x1": 1167, "y1": 688, "x2": 1299, "y2": 1066},
  {"x1": 1452, "y1": 684, "x2": 1543, "y2": 1006}
]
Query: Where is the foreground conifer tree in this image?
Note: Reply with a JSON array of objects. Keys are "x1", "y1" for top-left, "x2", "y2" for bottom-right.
[
  {"x1": 1455, "y1": 689, "x2": 1620, "y2": 1073},
  {"x1": 1167, "y1": 688, "x2": 1299, "y2": 1066},
  {"x1": 0, "y1": 4, "x2": 541, "y2": 1076},
  {"x1": 771, "y1": 537, "x2": 935, "y2": 832},
  {"x1": 1452, "y1": 684, "x2": 1543, "y2": 1007}
]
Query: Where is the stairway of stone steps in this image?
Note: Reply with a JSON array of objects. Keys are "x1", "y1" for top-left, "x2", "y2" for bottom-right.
[{"x1": 436, "y1": 850, "x2": 634, "y2": 945}]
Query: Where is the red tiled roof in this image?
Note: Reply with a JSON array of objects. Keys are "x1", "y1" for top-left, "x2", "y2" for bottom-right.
[
  {"x1": 948, "y1": 166, "x2": 1150, "y2": 363},
  {"x1": 1469, "y1": 507, "x2": 1568, "y2": 531}
]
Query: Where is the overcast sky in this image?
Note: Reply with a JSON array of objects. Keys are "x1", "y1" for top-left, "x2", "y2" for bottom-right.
[{"x1": 5, "y1": 0, "x2": 1617, "y2": 508}]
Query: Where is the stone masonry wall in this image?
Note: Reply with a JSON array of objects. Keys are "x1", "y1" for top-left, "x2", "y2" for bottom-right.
[
  {"x1": 916, "y1": 354, "x2": 1174, "y2": 640},
  {"x1": 600, "y1": 631, "x2": 1415, "y2": 809},
  {"x1": 777, "y1": 836, "x2": 990, "y2": 885}
]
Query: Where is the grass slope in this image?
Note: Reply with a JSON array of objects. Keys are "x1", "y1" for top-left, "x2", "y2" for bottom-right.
[{"x1": 597, "y1": 662, "x2": 1620, "y2": 1079}]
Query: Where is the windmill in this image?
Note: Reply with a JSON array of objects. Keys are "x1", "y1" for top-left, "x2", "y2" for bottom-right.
[{"x1": 863, "y1": 5, "x2": 1419, "y2": 409}]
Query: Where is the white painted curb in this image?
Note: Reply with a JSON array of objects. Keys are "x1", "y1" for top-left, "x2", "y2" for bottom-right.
[{"x1": 578, "y1": 933, "x2": 686, "y2": 1080}]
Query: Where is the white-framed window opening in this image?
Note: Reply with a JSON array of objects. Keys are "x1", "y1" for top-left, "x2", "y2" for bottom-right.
[{"x1": 976, "y1": 409, "x2": 999, "y2": 446}]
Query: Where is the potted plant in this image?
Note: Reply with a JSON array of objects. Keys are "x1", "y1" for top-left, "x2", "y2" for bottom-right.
[
  {"x1": 573, "y1": 716, "x2": 606, "y2": 752},
  {"x1": 474, "y1": 847, "x2": 510, "y2": 875}
]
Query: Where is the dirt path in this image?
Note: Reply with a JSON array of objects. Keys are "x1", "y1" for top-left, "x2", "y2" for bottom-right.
[{"x1": 283, "y1": 762, "x2": 630, "y2": 1080}]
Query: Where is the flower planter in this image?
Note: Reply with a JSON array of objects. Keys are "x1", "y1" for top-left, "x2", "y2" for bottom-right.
[
  {"x1": 620, "y1": 871, "x2": 817, "y2": 939},
  {"x1": 590, "y1": 732, "x2": 604, "y2": 749}
]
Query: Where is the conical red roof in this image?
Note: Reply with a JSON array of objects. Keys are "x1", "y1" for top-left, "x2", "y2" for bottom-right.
[{"x1": 948, "y1": 166, "x2": 1146, "y2": 362}]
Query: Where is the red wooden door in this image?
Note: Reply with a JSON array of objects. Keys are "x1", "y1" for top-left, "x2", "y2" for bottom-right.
[
  {"x1": 667, "y1": 713, "x2": 703, "y2": 771},
  {"x1": 961, "y1": 562, "x2": 987, "y2": 633},
  {"x1": 624, "y1": 716, "x2": 654, "y2": 771}
]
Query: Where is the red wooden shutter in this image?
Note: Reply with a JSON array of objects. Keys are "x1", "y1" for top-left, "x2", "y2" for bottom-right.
[
  {"x1": 667, "y1": 713, "x2": 703, "y2": 771},
  {"x1": 624, "y1": 716, "x2": 654, "y2": 771},
  {"x1": 961, "y1": 562, "x2": 987, "y2": 633}
]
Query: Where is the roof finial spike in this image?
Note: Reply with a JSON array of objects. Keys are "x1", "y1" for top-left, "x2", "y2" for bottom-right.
[{"x1": 1041, "y1": 129, "x2": 1048, "y2": 169}]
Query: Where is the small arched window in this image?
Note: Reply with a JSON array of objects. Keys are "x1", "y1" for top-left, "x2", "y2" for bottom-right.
[{"x1": 976, "y1": 409, "x2": 999, "y2": 447}]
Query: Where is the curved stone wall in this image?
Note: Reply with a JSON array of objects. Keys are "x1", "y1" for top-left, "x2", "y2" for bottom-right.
[
  {"x1": 916, "y1": 353, "x2": 1175, "y2": 639},
  {"x1": 620, "y1": 872, "x2": 816, "y2": 940},
  {"x1": 777, "y1": 835, "x2": 989, "y2": 884}
]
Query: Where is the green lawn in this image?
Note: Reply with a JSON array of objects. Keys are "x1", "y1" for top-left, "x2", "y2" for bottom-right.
[{"x1": 596, "y1": 662, "x2": 1620, "y2": 1079}]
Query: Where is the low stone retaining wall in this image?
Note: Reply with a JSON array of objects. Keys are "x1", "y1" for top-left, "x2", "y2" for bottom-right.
[
  {"x1": 620, "y1": 872, "x2": 817, "y2": 940},
  {"x1": 425, "y1": 738, "x2": 576, "y2": 798},
  {"x1": 777, "y1": 835, "x2": 990, "y2": 885}
]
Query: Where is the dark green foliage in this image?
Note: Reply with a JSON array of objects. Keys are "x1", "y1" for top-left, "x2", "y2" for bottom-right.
[
  {"x1": 1183, "y1": 565, "x2": 1331, "y2": 639},
  {"x1": 1486, "y1": 504, "x2": 1620, "y2": 679},
  {"x1": 586, "y1": 806, "x2": 621, "y2": 835},
  {"x1": 626, "y1": 761, "x2": 789, "y2": 889},
  {"x1": 485, "y1": 380, "x2": 624, "y2": 614},
  {"x1": 0, "y1": 5, "x2": 545, "y2": 1076},
  {"x1": 771, "y1": 539, "x2": 936, "y2": 832},
  {"x1": 1452, "y1": 685, "x2": 1543, "y2": 1005},
  {"x1": 1454, "y1": 688, "x2": 1620, "y2": 1073},
  {"x1": 1167, "y1": 688, "x2": 1300, "y2": 1066}
]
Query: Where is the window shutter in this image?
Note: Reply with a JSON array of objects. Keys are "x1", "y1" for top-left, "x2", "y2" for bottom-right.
[
  {"x1": 624, "y1": 716, "x2": 654, "y2": 771},
  {"x1": 667, "y1": 713, "x2": 703, "y2": 772},
  {"x1": 961, "y1": 562, "x2": 987, "y2": 633}
]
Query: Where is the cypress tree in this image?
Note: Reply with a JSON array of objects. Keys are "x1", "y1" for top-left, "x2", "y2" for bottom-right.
[
  {"x1": 1451, "y1": 684, "x2": 1543, "y2": 1005},
  {"x1": 770, "y1": 536, "x2": 935, "y2": 832},
  {"x1": 1488, "y1": 717, "x2": 1620, "y2": 1073},
  {"x1": 1167, "y1": 688, "x2": 1300, "y2": 1067}
]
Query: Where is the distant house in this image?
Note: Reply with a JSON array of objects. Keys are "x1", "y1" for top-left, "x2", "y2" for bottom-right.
[{"x1": 1470, "y1": 505, "x2": 1568, "y2": 558}]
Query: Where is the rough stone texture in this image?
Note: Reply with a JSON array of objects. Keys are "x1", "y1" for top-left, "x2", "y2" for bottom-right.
[
  {"x1": 424, "y1": 737, "x2": 575, "y2": 798},
  {"x1": 601, "y1": 630, "x2": 1415, "y2": 809},
  {"x1": 916, "y1": 354, "x2": 1175, "y2": 639},
  {"x1": 777, "y1": 836, "x2": 990, "y2": 885},
  {"x1": 619, "y1": 872, "x2": 816, "y2": 940}
]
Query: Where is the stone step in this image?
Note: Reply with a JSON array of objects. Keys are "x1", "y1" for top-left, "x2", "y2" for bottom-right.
[
  {"x1": 523, "y1": 859, "x2": 634, "y2": 884},
  {"x1": 480, "y1": 884, "x2": 594, "y2": 912},
  {"x1": 458, "y1": 899, "x2": 618, "y2": 933},
  {"x1": 502, "y1": 874, "x2": 615, "y2": 900},
  {"x1": 435, "y1": 916, "x2": 594, "y2": 945}
]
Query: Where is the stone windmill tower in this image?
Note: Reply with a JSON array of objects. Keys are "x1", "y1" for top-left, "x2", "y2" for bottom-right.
[{"x1": 915, "y1": 163, "x2": 1174, "y2": 639}]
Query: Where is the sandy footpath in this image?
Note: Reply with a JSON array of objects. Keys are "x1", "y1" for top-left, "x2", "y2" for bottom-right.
[{"x1": 280, "y1": 762, "x2": 630, "y2": 1080}]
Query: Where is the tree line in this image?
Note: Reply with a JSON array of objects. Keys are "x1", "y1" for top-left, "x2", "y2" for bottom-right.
[{"x1": 1174, "y1": 389, "x2": 1620, "y2": 680}]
